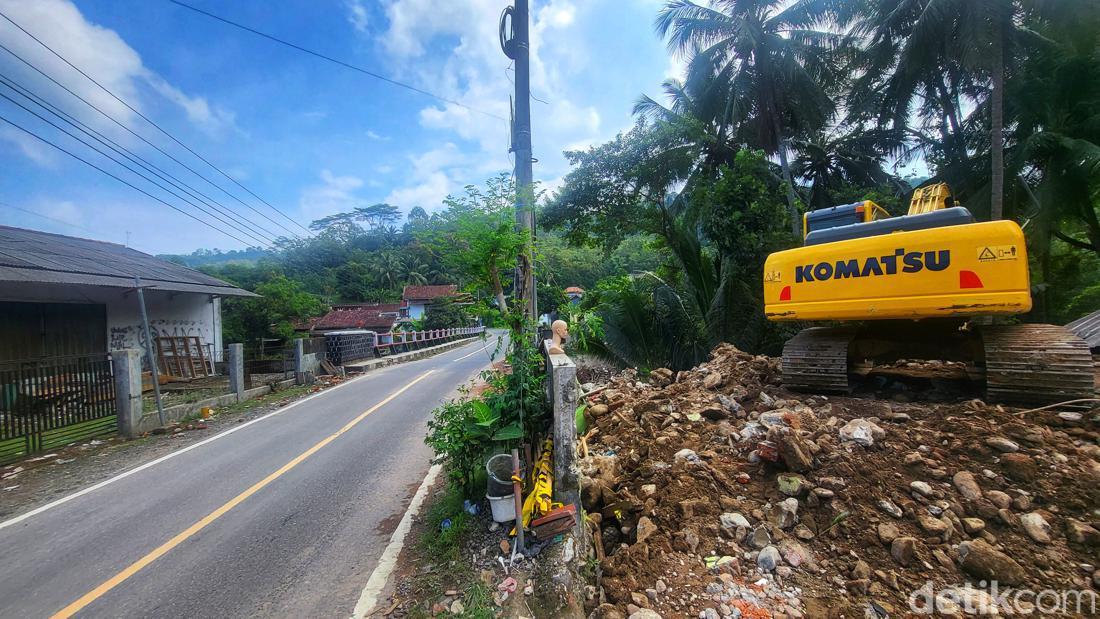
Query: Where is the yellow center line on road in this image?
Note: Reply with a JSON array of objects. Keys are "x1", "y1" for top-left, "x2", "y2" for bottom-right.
[{"x1": 50, "y1": 369, "x2": 436, "y2": 619}]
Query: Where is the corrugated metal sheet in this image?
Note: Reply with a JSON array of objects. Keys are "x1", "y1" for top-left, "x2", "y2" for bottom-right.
[
  {"x1": 0, "y1": 226, "x2": 257, "y2": 297},
  {"x1": 1066, "y1": 309, "x2": 1100, "y2": 350}
]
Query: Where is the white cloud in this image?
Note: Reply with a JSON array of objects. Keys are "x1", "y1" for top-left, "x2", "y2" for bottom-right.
[
  {"x1": 0, "y1": 125, "x2": 57, "y2": 166},
  {"x1": 38, "y1": 199, "x2": 84, "y2": 225},
  {"x1": 298, "y1": 169, "x2": 365, "y2": 222},
  {"x1": 146, "y1": 75, "x2": 237, "y2": 135},
  {"x1": 345, "y1": 0, "x2": 369, "y2": 33},
  {"x1": 0, "y1": 0, "x2": 237, "y2": 159},
  {"x1": 376, "y1": 0, "x2": 608, "y2": 207},
  {"x1": 366, "y1": 129, "x2": 389, "y2": 140},
  {"x1": 383, "y1": 171, "x2": 451, "y2": 211}
]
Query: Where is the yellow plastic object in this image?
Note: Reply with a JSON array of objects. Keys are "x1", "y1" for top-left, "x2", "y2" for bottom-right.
[
  {"x1": 764, "y1": 220, "x2": 1032, "y2": 321},
  {"x1": 908, "y1": 183, "x2": 952, "y2": 215},
  {"x1": 514, "y1": 439, "x2": 554, "y2": 535}
]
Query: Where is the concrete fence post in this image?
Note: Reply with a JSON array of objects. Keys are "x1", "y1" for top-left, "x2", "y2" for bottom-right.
[
  {"x1": 293, "y1": 338, "x2": 308, "y2": 385},
  {"x1": 228, "y1": 343, "x2": 245, "y2": 401},
  {"x1": 545, "y1": 341, "x2": 580, "y2": 522},
  {"x1": 112, "y1": 348, "x2": 143, "y2": 439}
]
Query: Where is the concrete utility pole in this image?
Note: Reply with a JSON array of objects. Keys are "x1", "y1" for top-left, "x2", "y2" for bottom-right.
[{"x1": 501, "y1": 0, "x2": 536, "y2": 321}]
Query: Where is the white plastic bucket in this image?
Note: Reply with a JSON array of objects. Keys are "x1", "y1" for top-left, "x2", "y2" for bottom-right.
[{"x1": 487, "y1": 494, "x2": 516, "y2": 523}]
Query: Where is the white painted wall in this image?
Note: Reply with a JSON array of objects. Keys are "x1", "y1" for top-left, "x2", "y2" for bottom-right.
[
  {"x1": 407, "y1": 302, "x2": 427, "y2": 320},
  {"x1": 0, "y1": 282, "x2": 225, "y2": 361}
]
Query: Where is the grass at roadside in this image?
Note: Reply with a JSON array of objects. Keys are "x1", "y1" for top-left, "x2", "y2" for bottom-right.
[
  {"x1": 403, "y1": 478, "x2": 496, "y2": 619},
  {"x1": 217, "y1": 383, "x2": 317, "y2": 415}
]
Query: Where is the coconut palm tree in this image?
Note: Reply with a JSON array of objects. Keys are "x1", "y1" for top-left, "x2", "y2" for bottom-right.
[
  {"x1": 654, "y1": 0, "x2": 843, "y2": 236},
  {"x1": 850, "y1": 0, "x2": 1055, "y2": 220},
  {"x1": 791, "y1": 128, "x2": 903, "y2": 210}
]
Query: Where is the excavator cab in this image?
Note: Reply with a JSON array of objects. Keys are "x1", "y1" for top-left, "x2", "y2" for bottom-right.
[{"x1": 763, "y1": 183, "x2": 1094, "y2": 405}]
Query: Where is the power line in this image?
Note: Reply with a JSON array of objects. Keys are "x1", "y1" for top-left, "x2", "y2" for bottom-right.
[
  {"x1": 0, "y1": 72, "x2": 285, "y2": 244},
  {"x1": 0, "y1": 86, "x2": 276, "y2": 247},
  {"x1": 0, "y1": 40, "x2": 299, "y2": 242},
  {"x1": 0, "y1": 9, "x2": 310, "y2": 236},
  {"x1": 0, "y1": 111, "x2": 258, "y2": 247},
  {"x1": 1, "y1": 199, "x2": 118, "y2": 242},
  {"x1": 165, "y1": 0, "x2": 507, "y2": 122}
]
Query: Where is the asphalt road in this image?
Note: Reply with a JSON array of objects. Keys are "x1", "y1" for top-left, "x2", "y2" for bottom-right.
[{"x1": 0, "y1": 332, "x2": 505, "y2": 618}]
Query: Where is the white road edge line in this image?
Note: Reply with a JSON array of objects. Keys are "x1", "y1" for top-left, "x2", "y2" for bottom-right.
[
  {"x1": 453, "y1": 341, "x2": 492, "y2": 362},
  {"x1": 351, "y1": 463, "x2": 442, "y2": 619},
  {"x1": 0, "y1": 339, "x2": 479, "y2": 532}
]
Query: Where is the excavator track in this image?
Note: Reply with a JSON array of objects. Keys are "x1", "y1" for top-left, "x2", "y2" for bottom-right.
[
  {"x1": 981, "y1": 324, "x2": 1096, "y2": 406},
  {"x1": 781, "y1": 327, "x2": 855, "y2": 394}
]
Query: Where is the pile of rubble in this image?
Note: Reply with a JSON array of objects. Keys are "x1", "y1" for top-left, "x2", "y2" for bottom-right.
[{"x1": 579, "y1": 344, "x2": 1100, "y2": 618}]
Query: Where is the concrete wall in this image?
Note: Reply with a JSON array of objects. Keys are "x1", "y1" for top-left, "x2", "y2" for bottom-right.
[
  {"x1": 0, "y1": 281, "x2": 224, "y2": 361},
  {"x1": 407, "y1": 302, "x2": 427, "y2": 320}
]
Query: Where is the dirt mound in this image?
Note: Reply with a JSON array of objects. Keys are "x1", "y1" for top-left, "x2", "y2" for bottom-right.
[{"x1": 580, "y1": 343, "x2": 1100, "y2": 618}]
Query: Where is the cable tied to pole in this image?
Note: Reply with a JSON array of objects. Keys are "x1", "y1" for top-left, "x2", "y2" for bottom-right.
[{"x1": 499, "y1": 6, "x2": 517, "y2": 59}]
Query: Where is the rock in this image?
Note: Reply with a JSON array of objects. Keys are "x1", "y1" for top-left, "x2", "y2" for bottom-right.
[
  {"x1": 878, "y1": 499, "x2": 904, "y2": 518},
  {"x1": 636, "y1": 517, "x2": 658, "y2": 544},
  {"x1": 674, "y1": 528, "x2": 700, "y2": 553},
  {"x1": 628, "y1": 609, "x2": 663, "y2": 619},
  {"x1": 450, "y1": 600, "x2": 465, "y2": 615},
  {"x1": 935, "y1": 587, "x2": 999, "y2": 616},
  {"x1": 1066, "y1": 519, "x2": 1100, "y2": 547},
  {"x1": 590, "y1": 404, "x2": 610, "y2": 417},
  {"x1": 910, "y1": 481, "x2": 934, "y2": 497},
  {"x1": 768, "y1": 498, "x2": 799, "y2": 529},
  {"x1": 962, "y1": 518, "x2": 987, "y2": 535},
  {"x1": 703, "y1": 372, "x2": 723, "y2": 389},
  {"x1": 594, "y1": 603, "x2": 626, "y2": 619},
  {"x1": 839, "y1": 418, "x2": 886, "y2": 447},
  {"x1": 630, "y1": 591, "x2": 649, "y2": 608},
  {"x1": 769, "y1": 426, "x2": 816, "y2": 472},
  {"x1": 750, "y1": 526, "x2": 772, "y2": 549},
  {"x1": 812, "y1": 487, "x2": 835, "y2": 500},
  {"x1": 999, "y1": 453, "x2": 1038, "y2": 482},
  {"x1": 649, "y1": 368, "x2": 674, "y2": 387},
  {"x1": 853, "y1": 559, "x2": 872, "y2": 580},
  {"x1": 655, "y1": 579, "x2": 667, "y2": 594},
  {"x1": 699, "y1": 406, "x2": 728, "y2": 421},
  {"x1": 794, "y1": 524, "x2": 815, "y2": 540},
  {"x1": 757, "y1": 545, "x2": 781, "y2": 571},
  {"x1": 932, "y1": 548, "x2": 956, "y2": 571},
  {"x1": 1019, "y1": 512, "x2": 1052, "y2": 544},
  {"x1": 951, "y1": 471, "x2": 982, "y2": 501},
  {"x1": 986, "y1": 490, "x2": 1012, "y2": 510},
  {"x1": 641, "y1": 484, "x2": 657, "y2": 496},
  {"x1": 777, "y1": 473, "x2": 806, "y2": 496},
  {"x1": 958, "y1": 540, "x2": 1027, "y2": 586},
  {"x1": 891, "y1": 537, "x2": 918, "y2": 566},
  {"x1": 985, "y1": 436, "x2": 1020, "y2": 453},
  {"x1": 878, "y1": 522, "x2": 900, "y2": 544},
  {"x1": 720, "y1": 512, "x2": 751, "y2": 531},
  {"x1": 674, "y1": 449, "x2": 700, "y2": 464},
  {"x1": 917, "y1": 514, "x2": 952, "y2": 538}
]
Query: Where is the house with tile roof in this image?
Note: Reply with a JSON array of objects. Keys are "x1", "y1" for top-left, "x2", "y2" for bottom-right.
[{"x1": 401, "y1": 284, "x2": 459, "y2": 320}]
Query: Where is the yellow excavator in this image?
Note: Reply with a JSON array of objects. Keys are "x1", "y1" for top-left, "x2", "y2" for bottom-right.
[{"x1": 763, "y1": 183, "x2": 1095, "y2": 405}]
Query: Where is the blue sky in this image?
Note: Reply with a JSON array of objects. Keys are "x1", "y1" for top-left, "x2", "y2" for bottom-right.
[{"x1": 0, "y1": 0, "x2": 674, "y2": 254}]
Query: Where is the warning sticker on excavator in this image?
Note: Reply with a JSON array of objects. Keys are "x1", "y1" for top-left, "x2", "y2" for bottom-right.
[{"x1": 977, "y1": 245, "x2": 1018, "y2": 262}]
